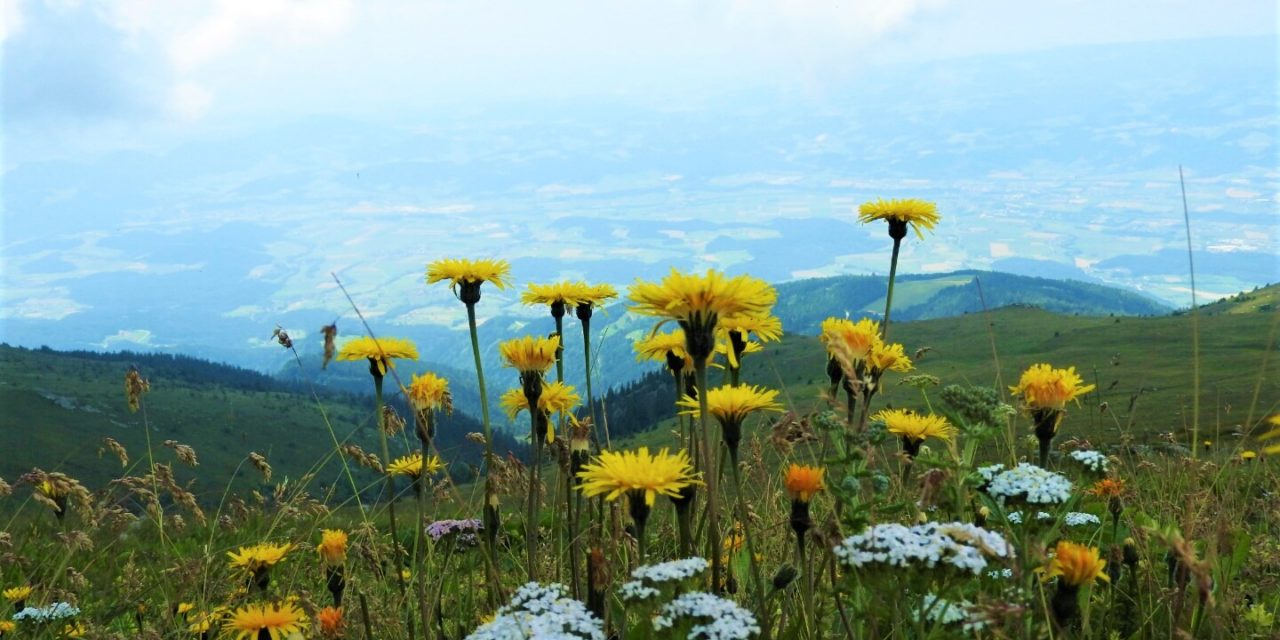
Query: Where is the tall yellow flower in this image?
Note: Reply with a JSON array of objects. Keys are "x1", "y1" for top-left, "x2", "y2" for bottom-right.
[
  {"x1": 227, "y1": 543, "x2": 293, "y2": 573},
  {"x1": 2, "y1": 586, "x2": 32, "y2": 603},
  {"x1": 522, "y1": 281, "x2": 591, "y2": 309},
  {"x1": 500, "y1": 381, "x2": 580, "y2": 443},
  {"x1": 426, "y1": 258, "x2": 511, "y2": 292},
  {"x1": 387, "y1": 452, "x2": 443, "y2": 479},
  {"x1": 317, "y1": 529, "x2": 348, "y2": 566},
  {"x1": 406, "y1": 372, "x2": 451, "y2": 413},
  {"x1": 628, "y1": 269, "x2": 776, "y2": 363},
  {"x1": 858, "y1": 198, "x2": 940, "y2": 240},
  {"x1": 1257, "y1": 414, "x2": 1280, "y2": 455},
  {"x1": 718, "y1": 313, "x2": 782, "y2": 368},
  {"x1": 875, "y1": 408, "x2": 954, "y2": 457},
  {"x1": 335, "y1": 336, "x2": 419, "y2": 376},
  {"x1": 634, "y1": 328, "x2": 692, "y2": 371},
  {"x1": 821, "y1": 317, "x2": 882, "y2": 367},
  {"x1": 1009, "y1": 363, "x2": 1096, "y2": 411},
  {"x1": 678, "y1": 384, "x2": 783, "y2": 457},
  {"x1": 784, "y1": 465, "x2": 825, "y2": 503},
  {"x1": 224, "y1": 602, "x2": 308, "y2": 640},
  {"x1": 578, "y1": 283, "x2": 619, "y2": 307},
  {"x1": 576, "y1": 447, "x2": 700, "y2": 507},
  {"x1": 867, "y1": 341, "x2": 913, "y2": 375},
  {"x1": 1043, "y1": 540, "x2": 1110, "y2": 587},
  {"x1": 499, "y1": 335, "x2": 560, "y2": 375}
]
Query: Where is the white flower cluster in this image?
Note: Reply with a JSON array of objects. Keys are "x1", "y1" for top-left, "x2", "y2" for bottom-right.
[
  {"x1": 1004, "y1": 511, "x2": 1050, "y2": 524},
  {"x1": 985, "y1": 464, "x2": 1072, "y2": 505},
  {"x1": 1064, "y1": 512, "x2": 1102, "y2": 527},
  {"x1": 653, "y1": 592, "x2": 760, "y2": 640},
  {"x1": 833, "y1": 522, "x2": 1013, "y2": 576},
  {"x1": 1068, "y1": 450, "x2": 1109, "y2": 472},
  {"x1": 986, "y1": 567, "x2": 1014, "y2": 580},
  {"x1": 466, "y1": 583, "x2": 603, "y2": 640},
  {"x1": 13, "y1": 603, "x2": 80, "y2": 623},
  {"x1": 619, "y1": 557, "x2": 709, "y2": 602},
  {"x1": 915, "y1": 594, "x2": 987, "y2": 632},
  {"x1": 975, "y1": 464, "x2": 1005, "y2": 484}
]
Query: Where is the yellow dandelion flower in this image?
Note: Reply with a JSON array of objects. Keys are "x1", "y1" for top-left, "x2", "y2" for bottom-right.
[
  {"x1": 425, "y1": 258, "x2": 511, "y2": 291},
  {"x1": 1240, "y1": 450, "x2": 1258, "y2": 461},
  {"x1": 63, "y1": 622, "x2": 86, "y2": 638},
  {"x1": 820, "y1": 317, "x2": 882, "y2": 365},
  {"x1": 223, "y1": 602, "x2": 308, "y2": 640},
  {"x1": 2, "y1": 586, "x2": 32, "y2": 602},
  {"x1": 317, "y1": 529, "x2": 348, "y2": 566},
  {"x1": 176, "y1": 602, "x2": 196, "y2": 616},
  {"x1": 1043, "y1": 541, "x2": 1109, "y2": 587},
  {"x1": 576, "y1": 447, "x2": 700, "y2": 507},
  {"x1": 1009, "y1": 363, "x2": 1096, "y2": 411},
  {"x1": 857, "y1": 198, "x2": 941, "y2": 239},
  {"x1": 522, "y1": 281, "x2": 591, "y2": 308},
  {"x1": 227, "y1": 543, "x2": 294, "y2": 573},
  {"x1": 677, "y1": 384, "x2": 784, "y2": 426},
  {"x1": 316, "y1": 606, "x2": 344, "y2": 638},
  {"x1": 335, "y1": 336, "x2": 419, "y2": 376},
  {"x1": 500, "y1": 381, "x2": 580, "y2": 420},
  {"x1": 387, "y1": 452, "x2": 444, "y2": 479},
  {"x1": 628, "y1": 269, "x2": 776, "y2": 361},
  {"x1": 719, "y1": 313, "x2": 783, "y2": 343},
  {"x1": 498, "y1": 335, "x2": 560, "y2": 374},
  {"x1": 712, "y1": 337, "x2": 762, "y2": 370},
  {"x1": 0, "y1": 621, "x2": 15, "y2": 634},
  {"x1": 875, "y1": 409, "x2": 955, "y2": 449},
  {"x1": 1259, "y1": 414, "x2": 1280, "y2": 455},
  {"x1": 406, "y1": 372, "x2": 451, "y2": 412},
  {"x1": 784, "y1": 464, "x2": 825, "y2": 503},
  {"x1": 634, "y1": 329, "x2": 692, "y2": 369},
  {"x1": 868, "y1": 341, "x2": 913, "y2": 374},
  {"x1": 579, "y1": 283, "x2": 619, "y2": 307}
]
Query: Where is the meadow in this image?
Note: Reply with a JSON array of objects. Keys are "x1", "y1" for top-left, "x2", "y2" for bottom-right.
[{"x1": 2, "y1": 199, "x2": 1277, "y2": 640}]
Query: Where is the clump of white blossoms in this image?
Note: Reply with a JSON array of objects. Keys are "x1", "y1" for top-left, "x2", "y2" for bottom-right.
[
  {"x1": 984, "y1": 463, "x2": 1072, "y2": 505},
  {"x1": 619, "y1": 557, "x2": 709, "y2": 602},
  {"x1": 653, "y1": 592, "x2": 760, "y2": 640},
  {"x1": 466, "y1": 583, "x2": 603, "y2": 640},
  {"x1": 834, "y1": 522, "x2": 1013, "y2": 576},
  {"x1": 975, "y1": 464, "x2": 1005, "y2": 485},
  {"x1": 1068, "y1": 450, "x2": 1109, "y2": 473},
  {"x1": 13, "y1": 603, "x2": 81, "y2": 623},
  {"x1": 1064, "y1": 512, "x2": 1102, "y2": 527},
  {"x1": 915, "y1": 594, "x2": 988, "y2": 632}
]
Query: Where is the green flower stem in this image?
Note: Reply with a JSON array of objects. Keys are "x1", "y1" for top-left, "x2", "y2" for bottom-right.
[
  {"x1": 527, "y1": 427, "x2": 542, "y2": 582},
  {"x1": 417, "y1": 412, "x2": 436, "y2": 640},
  {"x1": 695, "y1": 362, "x2": 723, "y2": 594},
  {"x1": 580, "y1": 314, "x2": 607, "y2": 448},
  {"x1": 465, "y1": 301, "x2": 502, "y2": 604},
  {"x1": 730, "y1": 451, "x2": 773, "y2": 640},
  {"x1": 374, "y1": 373, "x2": 415, "y2": 640},
  {"x1": 882, "y1": 236, "x2": 903, "y2": 341}
]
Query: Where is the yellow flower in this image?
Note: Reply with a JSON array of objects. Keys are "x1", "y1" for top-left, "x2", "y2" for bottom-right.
[
  {"x1": 712, "y1": 337, "x2": 762, "y2": 369},
  {"x1": 1009, "y1": 363, "x2": 1096, "y2": 411},
  {"x1": 498, "y1": 335, "x2": 560, "y2": 374},
  {"x1": 387, "y1": 452, "x2": 444, "y2": 479},
  {"x1": 1087, "y1": 478, "x2": 1126, "y2": 499},
  {"x1": 425, "y1": 258, "x2": 511, "y2": 291},
  {"x1": 857, "y1": 198, "x2": 941, "y2": 239},
  {"x1": 1259, "y1": 414, "x2": 1280, "y2": 455},
  {"x1": 784, "y1": 464, "x2": 825, "y2": 503},
  {"x1": 579, "y1": 283, "x2": 619, "y2": 307},
  {"x1": 335, "y1": 336, "x2": 419, "y2": 376},
  {"x1": 406, "y1": 372, "x2": 451, "y2": 413},
  {"x1": 0, "y1": 621, "x2": 15, "y2": 634},
  {"x1": 227, "y1": 543, "x2": 294, "y2": 573},
  {"x1": 719, "y1": 313, "x2": 783, "y2": 343},
  {"x1": 867, "y1": 341, "x2": 913, "y2": 374},
  {"x1": 1240, "y1": 450, "x2": 1258, "y2": 461},
  {"x1": 820, "y1": 317, "x2": 882, "y2": 365},
  {"x1": 874, "y1": 409, "x2": 955, "y2": 444},
  {"x1": 634, "y1": 329, "x2": 692, "y2": 369},
  {"x1": 1043, "y1": 541, "x2": 1110, "y2": 587},
  {"x1": 176, "y1": 602, "x2": 196, "y2": 616},
  {"x1": 2, "y1": 586, "x2": 32, "y2": 602},
  {"x1": 316, "y1": 606, "x2": 344, "y2": 638},
  {"x1": 223, "y1": 602, "x2": 308, "y2": 640},
  {"x1": 63, "y1": 622, "x2": 86, "y2": 638},
  {"x1": 677, "y1": 384, "x2": 784, "y2": 426},
  {"x1": 522, "y1": 281, "x2": 591, "y2": 308},
  {"x1": 500, "y1": 381, "x2": 581, "y2": 431},
  {"x1": 628, "y1": 269, "x2": 776, "y2": 360},
  {"x1": 577, "y1": 447, "x2": 700, "y2": 507},
  {"x1": 317, "y1": 529, "x2": 348, "y2": 566}
]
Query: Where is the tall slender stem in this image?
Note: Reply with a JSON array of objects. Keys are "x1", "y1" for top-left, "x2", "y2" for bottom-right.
[
  {"x1": 374, "y1": 374, "x2": 415, "y2": 640},
  {"x1": 465, "y1": 302, "x2": 502, "y2": 603},
  {"x1": 1179, "y1": 166, "x2": 1201, "y2": 459},
  {"x1": 527, "y1": 431, "x2": 542, "y2": 581},
  {"x1": 695, "y1": 363, "x2": 722, "y2": 593},
  {"x1": 730, "y1": 452, "x2": 773, "y2": 639},
  {"x1": 882, "y1": 236, "x2": 903, "y2": 341},
  {"x1": 416, "y1": 414, "x2": 434, "y2": 640},
  {"x1": 581, "y1": 315, "x2": 606, "y2": 448}
]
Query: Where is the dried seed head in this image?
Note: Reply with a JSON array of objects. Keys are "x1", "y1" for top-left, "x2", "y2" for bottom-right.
[
  {"x1": 248, "y1": 452, "x2": 273, "y2": 482},
  {"x1": 124, "y1": 367, "x2": 150, "y2": 413},
  {"x1": 100, "y1": 437, "x2": 129, "y2": 467},
  {"x1": 271, "y1": 325, "x2": 294, "y2": 350},
  {"x1": 163, "y1": 440, "x2": 199, "y2": 467},
  {"x1": 321, "y1": 324, "x2": 339, "y2": 369},
  {"x1": 341, "y1": 444, "x2": 382, "y2": 473},
  {"x1": 381, "y1": 405, "x2": 406, "y2": 436}
]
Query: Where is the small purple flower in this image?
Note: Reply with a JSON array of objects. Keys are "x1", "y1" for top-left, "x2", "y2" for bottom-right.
[{"x1": 426, "y1": 518, "x2": 484, "y2": 546}]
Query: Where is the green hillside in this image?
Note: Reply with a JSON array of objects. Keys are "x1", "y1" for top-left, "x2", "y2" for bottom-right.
[
  {"x1": 0, "y1": 345, "x2": 521, "y2": 499},
  {"x1": 609, "y1": 295, "x2": 1278, "y2": 450}
]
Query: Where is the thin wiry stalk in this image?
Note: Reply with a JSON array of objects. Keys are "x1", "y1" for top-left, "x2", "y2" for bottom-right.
[
  {"x1": 465, "y1": 301, "x2": 503, "y2": 603},
  {"x1": 882, "y1": 236, "x2": 903, "y2": 341},
  {"x1": 1178, "y1": 166, "x2": 1202, "y2": 459},
  {"x1": 695, "y1": 362, "x2": 723, "y2": 596},
  {"x1": 374, "y1": 375, "x2": 416, "y2": 640}
]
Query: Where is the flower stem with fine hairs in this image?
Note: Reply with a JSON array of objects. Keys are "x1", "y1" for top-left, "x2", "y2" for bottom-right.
[
  {"x1": 416, "y1": 412, "x2": 436, "y2": 640},
  {"x1": 373, "y1": 373, "x2": 415, "y2": 640},
  {"x1": 882, "y1": 234, "x2": 904, "y2": 341},
  {"x1": 695, "y1": 362, "x2": 723, "y2": 594},
  {"x1": 465, "y1": 301, "x2": 502, "y2": 604},
  {"x1": 730, "y1": 451, "x2": 774, "y2": 640}
]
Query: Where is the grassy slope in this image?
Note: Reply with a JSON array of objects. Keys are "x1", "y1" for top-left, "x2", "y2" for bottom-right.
[{"x1": 620, "y1": 300, "x2": 1279, "y2": 450}]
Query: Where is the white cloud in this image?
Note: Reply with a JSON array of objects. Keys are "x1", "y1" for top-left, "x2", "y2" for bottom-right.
[
  {"x1": 1225, "y1": 187, "x2": 1261, "y2": 199},
  {"x1": 169, "y1": 81, "x2": 213, "y2": 120},
  {"x1": 166, "y1": 0, "x2": 355, "y2": 71},
  {"x1": 0, "y1": 296, "x2": 89, "y2": 320},
  {"x1": 99, "y1": 329, "x2": 170, "y2": 349},
  {"x1": 989, "y1": 242, "x2": 1013, "y2": 258},
  {"x1": 1, "y1": 0, "x2": 25, "y2": 43}
]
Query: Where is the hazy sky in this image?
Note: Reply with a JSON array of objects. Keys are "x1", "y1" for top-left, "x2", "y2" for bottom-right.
[{"x1": 3, "y1": 0, "x2": 1276, "y2": 161}]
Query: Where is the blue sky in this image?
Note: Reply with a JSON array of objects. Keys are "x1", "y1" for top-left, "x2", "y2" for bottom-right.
[{"x1": 1, "y1": 0, "x2": 1277, "y2": 366}]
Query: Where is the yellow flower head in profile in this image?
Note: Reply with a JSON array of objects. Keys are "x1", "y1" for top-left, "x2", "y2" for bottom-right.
[
  {"x1": 1043, "y1": 540, "x2": 1109, "y2": 587},
  {"x1": 868, "y1": 341, "x2": 914, "y2": 374},
  {"x1": 426, "y1": 258, "x2": 511, "y2": 291},
  {"x1": 874, "y1": 409, "x2": 955, "y2": 444},
  {"x1": 336, "y1": 336, "x2": 419, "y2": 376},
  {"x1": 406, "y1": 372, "x2": 451, "y2": 413},
  {"x1": 500, "y1": 381, "x2": 581, "y2": 420},
  {"x1": 0, "y1": 621, "x2": 15, "y2": 634},
  {"x1": 1258, "y1": 413, "x2": 1280, "y2": 456},
  {"x1": 578, "y1": 283, "x2": 619, "y2": 307},
  {"x1": 1240, "y1": 450, "x2": 1258, "y2": 461},
  {"x1": 499, "y1": 335, "x2": 561, "y2": 374},
  {"x1": 387, "y1": 452, "x2": 444, "y2": 479},
  {"x1": 522, "y1": 281, "x2": 590, "y2": 308},
  {"x1": 712, "y1": 337, "x2": 762, "y2": 370},
  {"x1": 176, "y1": 602, "x2": 196, "y2": 616},
  {"x1": 224, "y1": 602, "x2": 308, "y2": 640},
  {"x1": 227, "y1": 543, "x2": 294, "y2": 573},
  {"x1": 719, "y1": 313, "x2": 783, "y2": 343},
  {"x1": 316, "y1": 529, "x2": 348, "y2": 566},
  {"x1": 628, "y1": 269, "x2": 776, "y2": 336},
  {"x1": 784, "y1": 464, "x2": 825, "y2": 503},
  {"x1": 577, "y1": 447, "x2": 700, "y2": 507},
  {"x1": 678, "y1": 384, "x2": 784, "y2": 426},
  {"x1": 858, "y1": 198, "x2": 941, "y2": 239},
  {"x1": 1009, "y1": 363, "x2": 1096, "y2": 411},
  {"x1": 820, "y1": 317, "x2": 882, "y2": 364},
  {"x1": 634, "y1": 329, "x2": 692, "y2": 369},
  {"x1": 2, "y1": 586, "x2": 32, "y2": 602},
  {"x1": 63, "y1": 622, "x2": 86, "y2": 638}
]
